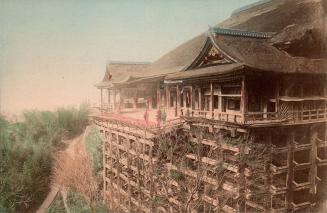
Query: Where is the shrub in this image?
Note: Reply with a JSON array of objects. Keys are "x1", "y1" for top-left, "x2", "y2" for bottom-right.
[
  {"x1": 85, "y1": 127, "x2": 103, "y2": 176},
  {"x1": 0, "y1": 104, "x2": 89, "y2": 212}
]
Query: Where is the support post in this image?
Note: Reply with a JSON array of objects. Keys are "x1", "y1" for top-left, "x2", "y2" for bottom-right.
[
  {"x1": 190, "y1": 85, "x2": 193, "y2": 110},
  {"x1": 100, "y1": 88, "x2": 103, "y2": 113},
  {"x1": 107, "y1": 89, "x2": 111, "y2": 111},
  {"x1": 263, "y1": 102, "x2": 268, "y2": 119},
  {"x1": 199, "y1": 87, "x2": 202, "y2": 111},
  {"x1": 286, "y1": 130, "x2": 294, "y2": 210},
  {"x1": 241, "y1": 76, "x2": 247, "y2": 123},
  {"x1": 176, "y1": 84, "x2": 180, "y2": 117},
  {"x1": 165, "y1": 85, "x2": 170, "y2": 108},
  {"x1": 275, "y1": 80, "x2": 280, "y2": 117},
  {"x1": 113, "y1": 89, "x2": 116, "y2": 111},
  {"x1": 191, "y1": 86, "x2": 195, "y2": 111},
  {"x1": 210, "y1": 83, "x2": 213, "y2": 118},
  {"x1": 218, "y1": 85, "x2": 222, "y2": 113},
  {"x1": 309, "y1": 125, "x2": 318, "y2": 205},
  {"x1": 157, "y1": 87, "x2": 161, "y2": 108},
  {"x1": 118, "y1": 89, "x2": 122, "y2": 112},
  {"x1": 183, "y1": 87, "x2": 186, "y2": 110},
  {"x1": 134, "y1": 97, "x2": 137, "y2": 109}
]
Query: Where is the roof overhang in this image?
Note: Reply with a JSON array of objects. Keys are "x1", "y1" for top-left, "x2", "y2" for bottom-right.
[
  {"x1": 166, "y1": 63, "x2": 245, "y2": 81},
  {"x1": 95, "y1": 81, "x2": 114, "y2": 89}
]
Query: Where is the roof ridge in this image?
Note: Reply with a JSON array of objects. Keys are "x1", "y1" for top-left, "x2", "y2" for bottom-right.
[
  {"x1": 107, "y1": 60, "x2": 151, "y2": 65},
  {"x1": 231, "y1": 0, "x2": 272, "y2": 15},
  {"x1": 210, "y1": 27, "x2": 275, "y2": 39}
]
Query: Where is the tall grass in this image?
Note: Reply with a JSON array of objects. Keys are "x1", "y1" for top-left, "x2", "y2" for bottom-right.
[
  {"x1": 0, "y1": 103, "x2": 89, "y2": 212},
  {"x1": 85, "y1": 127, "x2": 103, "y2": 176}
]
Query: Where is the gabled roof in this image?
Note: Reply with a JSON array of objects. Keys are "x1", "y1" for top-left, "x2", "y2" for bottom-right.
[
  {"x1": 166, "y1": 26, "x2": 327, "y2": 80},
  {"x1": 96, "y1": 34, "x2": 208, "y2": 88},
  {"x1": 219, "y1": 0, "x2": 325, "y2": 32},
  {"x1": 209, "y1": 29, "x2": 327, "y2": 74},
  {"x1": 97, "y1": 0, "x2": 327, "y2": 87},
  {"x1": 95, "y1": 61, "x2": 150, "y2": 88}
]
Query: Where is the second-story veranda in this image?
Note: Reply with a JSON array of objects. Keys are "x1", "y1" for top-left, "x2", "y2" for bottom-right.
[{"x1": 95, "y1": 27, "x2": 327, "y2": 127}]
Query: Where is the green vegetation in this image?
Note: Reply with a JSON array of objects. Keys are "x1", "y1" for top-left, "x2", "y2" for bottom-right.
[
  {"x1": 48, "y1": 190, "x2": 108, "y2": 213},
  {"x1": 85, "y1": 127, "x2": 103, "y2": 176},
  {"x1": 48, "y1": 126, "x2": 108, "y2": 213},
  {"x1": 170, "y1": 170, "x2": 183, "y2": 181},
  {"x1": 0, "y1": 104, "x2": 89, "y2": 213},
  {"x1": 47, "y1": 194, "x2": 65, "y2": 213}
]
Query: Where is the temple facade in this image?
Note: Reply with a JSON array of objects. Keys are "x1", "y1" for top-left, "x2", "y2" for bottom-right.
[{"x1": 93, "y1": 1, "x2": 327, "y2": 212}]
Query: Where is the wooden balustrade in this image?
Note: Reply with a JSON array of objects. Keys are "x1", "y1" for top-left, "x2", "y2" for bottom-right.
[{"x1": 180, "y1": 106, "x2": 327, "y2": 125}]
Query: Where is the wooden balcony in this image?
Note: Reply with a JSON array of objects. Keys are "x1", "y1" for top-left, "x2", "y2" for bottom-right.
[
  {"x1": 180, "y1": 106, "x2": 327, "y2": 126},
  {"x1": 182, "y1": 108, "x2": 244, "y2": 124}
]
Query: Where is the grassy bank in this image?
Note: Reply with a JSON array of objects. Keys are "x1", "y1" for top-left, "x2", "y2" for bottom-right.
[
  {"x1": 48, "y1": 126, "x2": 107, "y2": 213},
  {"x1": 0, "y1": 104, "x2": 89, "y2": 212}
]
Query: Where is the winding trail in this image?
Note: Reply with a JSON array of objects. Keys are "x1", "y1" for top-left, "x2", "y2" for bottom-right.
[{"x1": 36, "y1": 126, "x2": 92, "y2": 213}]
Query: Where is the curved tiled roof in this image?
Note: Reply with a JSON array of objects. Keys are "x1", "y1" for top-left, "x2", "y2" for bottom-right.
[
  {"x1": 96, "y1": 35, "x2": 207, "y2": 87},
  {"x1": 219, "y1": 0, "x2": 325, "y2": 32},
  {"x1": 165, "y1": 63, "x2": 245, "y2": 80},
  {"x1": 210, "y1": 32, "x2": 327, "y2": 74},
  {"x1": 95, "y1": 62, "x2": 150, "y2": 88},
  {"x1": 97, "y1": 0, "x2": 327, "y2": 87}
]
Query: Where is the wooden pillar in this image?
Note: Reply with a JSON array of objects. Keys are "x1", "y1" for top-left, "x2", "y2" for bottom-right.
[
  {"x1": 199, "y1": 87, "x2": 202, "y2": 111},
  {"x1": 309, "y1": 125, "x2": 318, "y2": 204},
  {"x1": 103, "y1": 130, "x2": 108, "y2": 203},
  {"x1": 100, "y1": 88, "x2": 103, "y2": 113},
  {"x1": 191, "y1": 86, "x2": 195, "y2": 110},
  {"x1": 113, "y1": 89, "x2": 116, "y2": 111},
  {"x1": 210, "y1": 83, "x2": 213, "y2": 118},
  {"x1": 238, "y1": 143, "x2": 246, "y2": 213},
  {"x1": 218, "y1": 86, "x2": 222, "y2": 112},
  {"x1": 157, "y1": 87, "x2": 161, "y2": 108},
  {"x1": 263, "y1": 102, "x2": 268, "y2": 119},
  {"x1": 116, "y1": 134, "x2": 121, "y2": 205},
  {"x1": 126, "y1": 137, "x2": 132, "y2": 212},
  {"x1": 275, "y1": 80, "x2": 280, "y2": 115},
  {"x1": 118, "y1": 89, "x2": 122, "y2": 112},
  {"x1": 108, "y1": 131, "x2": 114, "y2": 208},
  {"x1": 165, "y1": 85, "x2": 170, "y2": 108},
  {"x1": 176, "y1": 84, "x2": 180, "y2": 116},
  {"x1": 183, "y1": 87, "x2": 186, "y2": 109},
  {"x1": 241, "y1": 76, "x2": 248, "y2": 114},
  {"x1": 107, "y1": 89, "x2": 110, "y2": 105},
  {"x1": 241, "y1": 76, "x2": 248, "y2": 124},
  {"x1": 133, "y1": 97, "x2": 137, "y2": 109},
  {"x1": 286, "y1": 130, "x2": 294, "y2": 210},
  {"x1": 190, "y1": 85, "x2": 193, "y2": 110},
  {"x1": 136, "y1": 138, "x2": 141, "y2": 212}
]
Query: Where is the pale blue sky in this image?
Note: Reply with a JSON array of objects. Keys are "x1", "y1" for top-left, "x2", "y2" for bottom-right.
[{"x1": 0, "y1": 0, "x2": 258, "y2": 114}]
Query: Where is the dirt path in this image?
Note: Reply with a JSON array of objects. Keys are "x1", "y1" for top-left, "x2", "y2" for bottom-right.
[
  {"x1": 35, "y1": 184, "x2": 61, "y2": 213},
  {"x1": 35, "y1": 127, "x2": 91, "y2": 213}
]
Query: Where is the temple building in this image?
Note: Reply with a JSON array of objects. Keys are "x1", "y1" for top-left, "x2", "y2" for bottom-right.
[{"x1": 94, "y1": 0, "x2": 327, "y2": 212}]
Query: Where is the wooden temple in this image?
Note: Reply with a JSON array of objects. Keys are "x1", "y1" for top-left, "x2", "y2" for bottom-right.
[{"x1": 93, "y1": 1, "x2": 327, "y2": 212}]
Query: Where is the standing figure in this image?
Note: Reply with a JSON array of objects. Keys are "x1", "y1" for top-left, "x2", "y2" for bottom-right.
[
  {"x1": 156, "y1": 107, "x2": 162, "y2": 127},
  {"x1": 161, "y1": 109, "x2": 167, "y2": 124}
]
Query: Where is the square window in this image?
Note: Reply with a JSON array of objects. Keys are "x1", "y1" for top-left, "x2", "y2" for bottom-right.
[{"x1": 227, "y1": 98, "x2": 240, "y2": 111}]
